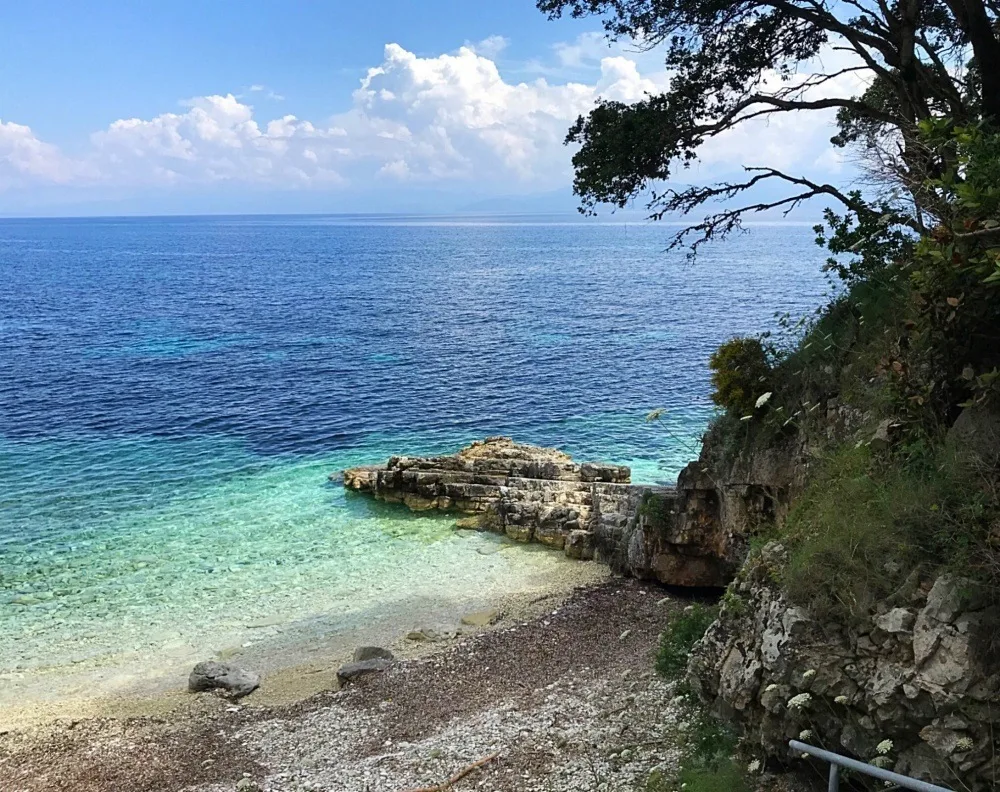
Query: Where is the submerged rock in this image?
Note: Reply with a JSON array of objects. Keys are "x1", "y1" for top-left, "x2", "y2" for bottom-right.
[{"x1": 188, "y1": 661, "x2": 260, "y2": 699}]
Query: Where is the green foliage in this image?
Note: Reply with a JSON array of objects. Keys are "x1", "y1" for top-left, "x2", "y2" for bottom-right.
[
  {"x1": 708, "y1": 337, "x2": 772, "y2": 416},
  {"x1": 783, "y1": 442, "x2": 1000, "y2": 622},
  {"x1": 813, "y1": 198, "x2": 915, "y2": 286},
  {"x1": 638, "y1": 491, "x2": 674, "y2": 525},
  {"x1": 677, "y1": 708, "x2": 747, "y2": 792},
  {"x1": 537, "y1": 0, "x2": 1000, "y2": 251},
  {"x1": 655, "y1": 603, "x2": 719, "y2": 678},
  {"x1": 677, "y1": 760, "x2": 750, "y2": 792}
]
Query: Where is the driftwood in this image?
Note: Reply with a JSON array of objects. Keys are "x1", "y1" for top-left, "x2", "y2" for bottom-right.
[{"x1": 401, "y1": 751, "x2": 501, "y2": 792}]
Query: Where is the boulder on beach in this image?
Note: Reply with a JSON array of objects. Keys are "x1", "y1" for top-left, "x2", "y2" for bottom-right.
[
  {"x1": 188, "y1": 661, "x2": 260, "y2": 699},
  {"x1": 336, "y1": 658, "x2": 391, "y2": 686},
  {"x1": 353, "y1": 646, "x2": 394, "y2": 662}
]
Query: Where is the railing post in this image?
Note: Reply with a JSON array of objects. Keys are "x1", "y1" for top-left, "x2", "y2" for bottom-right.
[{"x1": 828, "y1": 762, "x2": 839, "y2": 792}]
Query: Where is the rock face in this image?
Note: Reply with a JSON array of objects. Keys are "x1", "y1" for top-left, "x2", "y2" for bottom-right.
[
  {"x1": 687, "y1": 546, "x2": 1000, "y2": 790},
  {"x1": 340, "y1": 437, "x2": 742, "y2": 587},
  {"x1": 188, "y1": 661, "x2": 260, "y2": 699}
]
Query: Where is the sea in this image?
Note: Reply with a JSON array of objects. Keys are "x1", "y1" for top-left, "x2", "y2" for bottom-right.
[{"x1": 0, "y1": 214, "x2": 831, "y2": 709}]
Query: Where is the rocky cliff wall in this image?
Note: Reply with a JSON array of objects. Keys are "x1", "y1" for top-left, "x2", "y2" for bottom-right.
[{"x1": 688, "y1": 544, "x2": 1000, "y2": 789}]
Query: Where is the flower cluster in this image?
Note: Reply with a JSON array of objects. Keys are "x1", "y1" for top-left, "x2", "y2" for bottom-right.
[
  {"x1": 834, "y1": 695, "x2": 849, "y2": 705},
  {"x1": 787, "y1": 692, "x2": 812, "y2": 709},
  {"x1": 876, "y1": 739, "x2": 894, "y2": 755},
  {"x1": 956, "y1": 737, "x2": 974, "y2": 752},
  {"x1": 747, "y1": 759, "x2": 762, "y2": 773},
  {"x1": 798, "y1": 730, "x2": 813, "y2": 741}
]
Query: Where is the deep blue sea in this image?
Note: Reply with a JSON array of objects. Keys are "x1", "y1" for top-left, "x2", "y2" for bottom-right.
[{"x1": 0, "y1": 215, "x2": 830, "y2": 704}]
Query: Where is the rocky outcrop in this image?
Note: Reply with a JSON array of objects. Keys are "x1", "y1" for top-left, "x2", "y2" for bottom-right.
[
  {"x1": 687, "y1": 545, "x2": 1000, "y2": 790},
  {"x1": 340, "y1": 437, "x2": 743, "y2": 586}
]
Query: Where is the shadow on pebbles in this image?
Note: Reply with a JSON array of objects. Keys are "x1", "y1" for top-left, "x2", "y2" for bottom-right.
[{"x1": 1, "y1": 581, "x2": 695, "y2": 792}]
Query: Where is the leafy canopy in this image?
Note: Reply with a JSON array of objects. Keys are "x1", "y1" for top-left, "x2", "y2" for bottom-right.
[{"x1": 538, "y1": 0, "x2": 1000, "y2": 253}]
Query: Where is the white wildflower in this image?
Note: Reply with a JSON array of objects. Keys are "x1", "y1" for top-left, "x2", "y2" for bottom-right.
[
  {"x1": 765, "y1": 683, "x2": 779, "y2": 692},
  {"x1": 799, "y1": 730, "x2": 813, "y2": 741},
  {"x1": 800, "y1": 752, "x2": 809, "y2": 759},
  {"x1": 787, "y1": 692, "x2": 812, "y2": 709},
  {"x1": 755, "y1": 392, "x2": 772, "y2": 409},
  {"x1": 834, "y1": 695, "x2": 849, "y2": 704},
  {"x1": 884, "y1": 782, "x2": 894, "y2": 788},
  {"x1": 876, "y1": 739, "x2": 894, "y2": 755},
  {"x1": 955, "y1": 737, "x2": 974, "y2": 752},
  {"x1": 802, "y1": 669, "x2": 817, "y2": 679},
  {"x1": 747, "y1": 759, "x2": 762, "y2": 773}
]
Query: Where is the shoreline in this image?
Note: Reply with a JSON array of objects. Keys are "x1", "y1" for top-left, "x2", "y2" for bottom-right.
[
  {"x1": 0, "y1": 550, "x2": 609, "y2": 732},
  {"x1": 3, "y1": 578, "x2": 695, "y2": 792}
]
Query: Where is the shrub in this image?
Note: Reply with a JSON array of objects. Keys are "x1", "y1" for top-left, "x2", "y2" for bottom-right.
[
  {"x1": 783, "y1": 442, "x2": 1000, "y2": 622},
  {"x1": 656, "y1": 603, "x2": 719, "y2": 678},
  {"x1": 709, "y1": 337, "x2": 771, "y2": 415}
]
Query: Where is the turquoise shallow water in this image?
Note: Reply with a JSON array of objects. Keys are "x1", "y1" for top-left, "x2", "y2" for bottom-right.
[{"x1": 0, "y1": 215, "x2": 830, "y2": 701}]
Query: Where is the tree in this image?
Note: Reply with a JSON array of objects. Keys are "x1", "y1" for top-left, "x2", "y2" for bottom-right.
[{"x1": 537, "y1": 0, "x2": 1000, "y2": 249}]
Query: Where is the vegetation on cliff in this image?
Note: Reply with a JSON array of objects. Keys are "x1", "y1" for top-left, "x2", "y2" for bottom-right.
[{"x1": 540, "y1": 0, "x2": 1000, "y2": 787}]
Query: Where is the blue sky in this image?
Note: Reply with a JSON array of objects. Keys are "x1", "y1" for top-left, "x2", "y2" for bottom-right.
[{"x1": 0, "y1": 1, "x2": 853, "y2": 216}]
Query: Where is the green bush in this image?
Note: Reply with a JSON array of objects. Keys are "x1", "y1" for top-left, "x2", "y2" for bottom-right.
[
  {"x1": 678, "y1": 759, "x2": 749, "y2": 792},
  {"x1": 656, "y1": 603, "x2": 719, "y2": 678},
  {"x1": 783, "y1": 442, "x2": 999, "y2": 622},
  {"x1": 709, "y1": 337, "x2": 771, "y2": 415}
]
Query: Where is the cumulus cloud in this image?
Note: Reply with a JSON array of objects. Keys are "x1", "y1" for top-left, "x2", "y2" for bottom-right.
[
  {"x1": 0, "y1": 37, "x2": 853, "y2": 195},
  {"x1": 91, "y1": 94, "x2": 345, "y2": 186},
  {"x1": 0, "y1": 120, "x2": 91, "y2": 187}
]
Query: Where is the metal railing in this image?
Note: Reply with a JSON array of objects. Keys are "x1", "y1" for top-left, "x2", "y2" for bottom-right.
[{"x1": 789, "y1": 740, "x2": 955, "y2": 792}]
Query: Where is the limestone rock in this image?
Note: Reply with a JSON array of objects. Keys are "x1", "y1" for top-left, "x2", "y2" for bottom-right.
[
  {"x1": 188, "y1": 661, "x2": 260, "y2": 699},
  {"x1": 686, "y1": 565, "x2": 1000, "y2": 791},
  {"x1": 353, "y1": 646, "x2": 394, "y2": 662},
  {"x1": 341, "y1": 436, "x2": 747, "y2": 588},
  {"x1": 564, "y1": 529, "x2": 595, "y2": 560},
  {"x1": 875, "y1": 608, "x2": 915, "y2": 634},
  {"x1": 336, "y1": 658, "x2": 390, "y2": 686}
]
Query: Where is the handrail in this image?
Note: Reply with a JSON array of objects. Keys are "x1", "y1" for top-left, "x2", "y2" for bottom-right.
[{"x1": 789, "y1": 740, "x2": 954, "y2": 792}]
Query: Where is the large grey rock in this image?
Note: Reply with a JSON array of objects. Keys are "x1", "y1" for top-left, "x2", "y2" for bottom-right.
[
  {"x1": 336, "y1": 658, "x2": 391, "y2": 686},
  {"x1": 188, "y1": 661, "x2": 260, "y2": 699}
]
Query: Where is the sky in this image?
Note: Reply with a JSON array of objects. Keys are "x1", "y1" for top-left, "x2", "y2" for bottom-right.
[{"x1": 0, "y1": 0, "x2": 858, "y2": 216}]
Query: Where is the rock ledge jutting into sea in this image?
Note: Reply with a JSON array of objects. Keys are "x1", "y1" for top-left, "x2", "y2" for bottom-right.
[{"x1": 339, "y1": 436, "x2": 742, "y2": 587}]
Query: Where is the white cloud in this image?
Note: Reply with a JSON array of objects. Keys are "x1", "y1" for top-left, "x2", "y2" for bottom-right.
[
  {"x1": 469, "y1": 35, "x2": 509, "y2": 58},
  {"x1": 91, "y1": 94, "x2": 346, "y2": 186},
  {"x1": 0, "y1": 38, "x2": 851, "y2": 196},
  {"x1": 0, "y1": 120, "x2": 90, "y2": 187}
]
